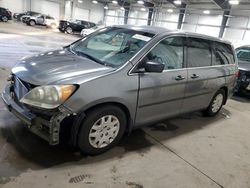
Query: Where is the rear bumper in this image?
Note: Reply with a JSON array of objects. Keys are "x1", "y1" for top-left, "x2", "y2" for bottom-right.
[{"x1": 2, "y1": 84, "x2": 72, "y2": 145}]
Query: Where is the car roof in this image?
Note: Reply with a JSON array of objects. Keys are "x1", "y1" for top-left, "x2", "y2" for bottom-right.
[
  {"x1": 113, "y1": 25, "x2": 232, "y2": 45},
  {"x1": 236, "y1": 45, "x2": 250, "y2": 49},
  {"x1": 113, "y1": 25, "x2": 170, "y2": 35}
]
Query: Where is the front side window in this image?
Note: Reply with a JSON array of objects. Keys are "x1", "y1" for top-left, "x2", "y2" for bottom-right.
[
  {"x1": 89, "y1": 23, "x2": 96, "y2": 27},
  {"x1": 70, "y1": 27, "x2": 154, "y2": 67},
  {"x1": 236, "y1": 47, "x2": 250, "y2": 62},
  {"x1": 187, "y1": 38, "x2": 211, "y2": 67},
  {"x1": 81, "y1": 21, "x2": 89, "y2": 27},
  {"x1": 38, "y1": 15, "x2": 44, "y2": 19},
  {"x1": 74, "y1": 20, "x2": 82, "y2": 25},
  {"x1": 142, "y1": 37, "x2": 184, "y2": 70}
]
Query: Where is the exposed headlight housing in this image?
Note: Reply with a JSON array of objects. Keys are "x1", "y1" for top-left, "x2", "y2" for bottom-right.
[{"x1": 20, "y1": 85, "x2": 76, "y2": 109}]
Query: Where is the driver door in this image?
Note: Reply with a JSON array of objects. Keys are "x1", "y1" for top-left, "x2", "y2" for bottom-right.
[
  {"x1": 36, "y1": 15, "x2": 44, "y2": 24},
  {"x1": 135, "y1": 36, "x2": 188, "y2": 126}
]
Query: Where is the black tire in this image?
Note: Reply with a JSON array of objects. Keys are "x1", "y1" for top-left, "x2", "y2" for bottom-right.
[
  {"x1": 203, "y1": 89, "x2": 226, "y2": 117},
  {"x1": 78, "y1": 105, "x2": 127, "y2": 155},
  {"x1": 2, "y1": 16, "x2": 8, "y2": 22},
  {"x1": 65, "y1": 26, "x2": 73, "y2": 34},
  {"x1": 29, "y1": 20, "x2": 36, "y2": 26}
]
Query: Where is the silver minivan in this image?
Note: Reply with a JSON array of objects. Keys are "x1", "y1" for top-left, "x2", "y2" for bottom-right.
[{"x1": 2, "y1": 25, "x2": 237, "y2": 155}]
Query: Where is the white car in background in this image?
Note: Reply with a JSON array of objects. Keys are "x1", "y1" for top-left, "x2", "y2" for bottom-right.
[
  {"x1": 24, "y1": 14, "x2": 58, "y2": 29},
  {"x1": 80, "y1": 25, "x2": 105, "y2": 37}
]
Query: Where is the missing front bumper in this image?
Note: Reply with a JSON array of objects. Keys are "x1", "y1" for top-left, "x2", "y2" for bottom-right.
[{"x1": 1, "y1": 84, "x2": 73, "y2": 145}]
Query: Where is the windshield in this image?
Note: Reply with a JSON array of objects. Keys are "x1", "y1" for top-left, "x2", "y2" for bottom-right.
[
  {"x1": 236, "y1": 47, "x2": 250, "y2": 62},
  {"x1": 70, "y1": 27, "x2": 154, "y2": 67}
]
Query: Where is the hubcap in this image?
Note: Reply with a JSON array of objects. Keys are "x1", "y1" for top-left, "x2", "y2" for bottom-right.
[
  {"x1": 89, "y1": 115, "x2": 120, "y2": 148},
  {"x1": 2, "y1": 16, "x2": 8, "y2": 22},
  {"x1": 211, "y1": 93, "x2": 223, "y2": 113},
  {"x1": 30, "y1": 21, "x2": 35, "y2": 26},
  {"x1": 66, "y1": 27, "x2": 72, "y2": 34}
]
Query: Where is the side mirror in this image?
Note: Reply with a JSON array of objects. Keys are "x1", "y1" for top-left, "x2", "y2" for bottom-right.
[{"x1": 144, "y1": 61, "x2": 165, "y2": 73}]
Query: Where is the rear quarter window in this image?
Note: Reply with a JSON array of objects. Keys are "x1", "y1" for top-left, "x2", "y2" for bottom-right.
[{"x1": 212, "y1": 42, "x2": 235, "y2": 65}]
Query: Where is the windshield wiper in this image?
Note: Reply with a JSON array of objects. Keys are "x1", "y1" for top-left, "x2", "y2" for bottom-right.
[
  {"x1": 78, "y1": 51, "x2": 105, "y2": 64},
  {"x1": 70, "y1": 47, "x2": 109, "y2": 66},
  {"x1": 68, "y1": 46, "x2": 115, "y2": 67}
]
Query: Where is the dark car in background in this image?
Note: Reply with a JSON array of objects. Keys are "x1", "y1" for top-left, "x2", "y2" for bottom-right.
[
  {"x1": 14, "y1": 11, "x2": 39, "y2": 21},
  {"x1": 59, "y1": 19, "x2": 96, "y2": 34},
  {"x1": 235, "y1": 46, "x2": 250, "y2": 94},
  {"x1": 0, "y1": 7, "x2": 12, "y2": 22}
]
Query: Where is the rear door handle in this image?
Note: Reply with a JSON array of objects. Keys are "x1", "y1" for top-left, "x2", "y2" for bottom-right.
[
  {"x1": 175, "y1": 75, "x2": 185, "y2": 81},
  {"x1": 191, "y1": 74, "x2": 199, "y2": 79}
]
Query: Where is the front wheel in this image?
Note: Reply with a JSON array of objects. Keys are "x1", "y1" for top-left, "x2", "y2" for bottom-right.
[
  {"x1": 65, "y1": 26, "x2": 73, "y2": 34},
  {"x1": 29, "y1": 20, "x2": 36, "y2": 26},
  {"x1": 203, "y1": 89, "x2": 225, "y2": 117},
  {"x1": 78, "y1": 105, "x2": 127, "y2": 155},
  {"x1": 2, "y1": 16, "x2": 8, "y2": 22}
]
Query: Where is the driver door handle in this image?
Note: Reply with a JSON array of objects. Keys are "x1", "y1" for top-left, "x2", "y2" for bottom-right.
[
  {"x1": 191, "y1": 74, "x2": 200, "y2": 79},
  {"x1": 175, "y1": 75, "x2": 185, "y2": 81}
]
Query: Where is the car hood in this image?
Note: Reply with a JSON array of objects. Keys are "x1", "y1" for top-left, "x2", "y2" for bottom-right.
[
  {"x1": 238, "y1": 60, "x2": 250, "y2": 71},
  {"x1": 12, "y1": 49, "x2": 114, "y2": 85}
]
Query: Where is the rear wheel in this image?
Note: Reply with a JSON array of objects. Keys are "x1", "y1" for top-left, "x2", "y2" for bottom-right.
[
  {"x1": 78, "y1": 105, "x2": 126, "y2": 155},
  {"x1": 2, "y1": 16, "x2": 8, "y2": 22},
  {"x1": 203, "y1": 89, "x2": 225, "y2": 117},
  {"x1": 50, "y1": 23, "x2": 57, "y2": 29}
]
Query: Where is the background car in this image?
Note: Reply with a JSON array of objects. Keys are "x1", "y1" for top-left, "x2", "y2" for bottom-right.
[
  {"x1": 59, "y1": 19, "x2": 96, "y2": 34},
  {"x1": 80, "y1": 25, "x2": 105, "y2": 37},
  {"x1": 0, "y1": 7, "x2": 12, "y2": 22},
  {"x1": 235, "y1": 46, "x2": 250, "y2": 94},
  {"x1": 25, "y1": 14, "x2": 58, "y2": 28},
  {"x1": 21, "y1": 14, "x2": 33, "y2": 23},
  {"x1": 13, "y1": 11, "x2": 39, "y2": 21}
]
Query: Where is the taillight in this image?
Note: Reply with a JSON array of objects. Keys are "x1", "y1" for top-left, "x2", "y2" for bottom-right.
[{"x1": 235, "y1": 70, "x2": 240, "y2": 78}]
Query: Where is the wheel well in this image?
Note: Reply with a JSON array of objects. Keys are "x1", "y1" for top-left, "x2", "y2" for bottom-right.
[
  {"x1": 220, "y1": 86, "x2": 228, "y2": 105},
  {"x1": 63, "y1": 102, "x2": 132, "y2": 146},
  {"x1": 30, "y1": 19, "x2": 35, "y2": 22},
  {"x1": 84, "y1": 102, "x2": 131, "y2": 131}
]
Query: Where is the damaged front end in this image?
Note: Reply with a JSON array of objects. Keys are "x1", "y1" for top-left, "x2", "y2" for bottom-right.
[{"x1": 1, "y1": 75, "x2": 75, "y2": 145}]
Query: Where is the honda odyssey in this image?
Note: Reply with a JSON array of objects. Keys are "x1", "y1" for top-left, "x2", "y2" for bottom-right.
[{"x1": 2, "y1": 25, "x2": 237, "y2": 155}]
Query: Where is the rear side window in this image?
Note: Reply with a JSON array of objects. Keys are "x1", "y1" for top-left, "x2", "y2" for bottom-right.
[
  {"x1": 212, "y1": 42, "x2": 235, "y2": 65},
  {"x1": 187, "y1": 38, "x2": 211, "y2": 67}
]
